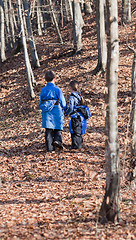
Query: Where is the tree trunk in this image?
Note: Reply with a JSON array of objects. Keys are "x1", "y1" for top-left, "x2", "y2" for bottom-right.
[
  {"x1": 17, "y1": 0, "x2": 35, "y2": 99},
  {"x1": 122, "y1": 0, "x2": 131, "y2": 24},
  {"x1": 131, "y1": 52, "x2": 136, "y2": 157},
  {"x1": 9, "y1": 0, "x2": 16, "y2": 47},
  {"x1": 72, "y1": 0, "x2": 84, "y2": 53},
  {"x1": 48, "y1": 0, "x2": 63, "y2": 44},
  {"x1": 37, "y1": 0, "x2": 44, "y2": 35},
  {"x1": 67, "y1": 0, "x2": 73, "y2": 20},
  {"x1": 23, "y1": 0, "x2": 40, "y2": 68},
  {"x1": 10, "y1": 0, "x2": 18, "y2": 31},
  {"x1": 92, "y1": 0, "x2": 107, "y2": 74},
  {"x1": 65, "y1": 0, "x2": 73, "y2": 22},
  {"x1": 30, "y1": 0, "x2": 36, "y2": 20},
  {"x1": 0, "y1": 0, "x2": 6, "y2": 62},
  {"x1": 129, "y1": 25, "x2": 136, "y2": 182},
  {"x1": 4, "y1": 0, "x2": 12, "y2": 49},
  {"x1": 84, "y1": 0, "x2": 93, "y2": 15},
  {"x1": 99, "y1": 0, "x2": 120, "y2": 224}
]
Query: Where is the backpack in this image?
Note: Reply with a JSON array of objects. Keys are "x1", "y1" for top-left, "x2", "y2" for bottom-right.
[
  {"x1": 71, "y1": 93, "x2": 91, "y2": 119},
  {"x1": 77, "y1": 105, "x2": 91, "y2": 119}
]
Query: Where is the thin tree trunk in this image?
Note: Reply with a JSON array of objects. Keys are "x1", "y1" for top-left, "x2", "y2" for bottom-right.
[
  {"x1": 30, "y1": 0, "x2": 36, "y2": 19},
  {"x1": 84, "y1": 0, "x2": 93, "y2": 15},
  {"x1": 129, "y1": 25, "x2": 136, "y2": 182},
  {"x1": 36, "y1": 0, "x2": 44, "y2": 35},
  {"x1": 131, "y1": 53, "x2": 136, "y2": 157},
  {"x1": 60, "y1": 0, "x2": 64, "y2": 27},
  {"x1": 65, "y1": 0, "x2": 72, "y2": 22},
  {"x1": 122, "y1": 0, "x2": 131, "y2": 24},
  {"x1": 72, "y1": 0, "x2": 84, "y2": 53},
  {"x1": 0, "y1": 0, "x2": 6, "y2": 62},
  {"x1": 23, "y1": 0, "x2": 40, "y2": 68},
  {"x1": 99, "y1": 0, "x2": 120, "y2": 224},
  {"x1": 9, "y1": 0, "x2": 16, "y2": 47},
  {"x1": 48, "y1": 0, "x2": 63, "y2": 44},
  {"x1": 22, "y1": 1, "x2": 28, "y2": 37},
  {"x1": 92, "y1": 0, "x2": 107, "y2": 74},
  {"x1": 37, "y1": 3, "x2": 43, "y2": 36},
  {"x1": 17, "y1": 0, "x2": 35, "y2": 99},
  {"x1": 67, "y1": 0, "x2": 73, "y2": 20},
  {"x1": 11, "y1": 0, "x2": 18, "y2": 31},
  {"x1": 4, "y1": 0, "x2": 12, "y2": 49}
]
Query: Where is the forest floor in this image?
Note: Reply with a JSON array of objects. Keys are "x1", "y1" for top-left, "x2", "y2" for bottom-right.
[{"x1": 0, "y1": 4, "x2": 136, "y2": 240}]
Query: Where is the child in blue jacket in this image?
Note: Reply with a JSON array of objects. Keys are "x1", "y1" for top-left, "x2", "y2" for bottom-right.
[
  {"x1": 65, "y1": 80, "x2": 89, "y2": 149},
  {"x1": 39, "y1": 70, "x2": 67, "y2": 152}
]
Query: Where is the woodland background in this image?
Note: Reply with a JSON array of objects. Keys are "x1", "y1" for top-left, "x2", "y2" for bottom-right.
[{"x1": 0, "y1": 0, "x2": 136, "y2": 239}]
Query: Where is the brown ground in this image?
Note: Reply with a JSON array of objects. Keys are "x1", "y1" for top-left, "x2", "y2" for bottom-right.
[{"x1": 0, "y1": 3, "x2": 136, "y2": 240}]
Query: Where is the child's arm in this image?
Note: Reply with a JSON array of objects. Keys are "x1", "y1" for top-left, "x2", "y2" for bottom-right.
[
  {"x1": 65, "y1": 96, "x2": 74, "y2": 115},
  {"x1": 58, "y1": 89, "x2": 67, "y2": 111}
]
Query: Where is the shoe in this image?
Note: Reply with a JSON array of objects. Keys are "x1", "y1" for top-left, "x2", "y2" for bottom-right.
[
  {"x1": 70, "y1": 146, "x2": 81, "y2": 150},
  {"x1": 54, "y1": 141, "x2": 63, "y2": 149},
  {"x1": 47, "y1": 149, "x2": 54, "y2": 152}
]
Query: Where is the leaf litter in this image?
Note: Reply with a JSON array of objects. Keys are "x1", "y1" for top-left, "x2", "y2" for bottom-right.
[{"x1": 0, "y1": 2, "x2": 136, "y2": 239}]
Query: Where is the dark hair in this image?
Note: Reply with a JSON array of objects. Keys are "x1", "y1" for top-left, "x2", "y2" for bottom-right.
[
  {"x1": 45, "y1": 70, "x2": 55, "y2": 82},
  {"x1": 69, "y1": 80, "x2": 85, "y2": 104},
  {"x1": 69, "y1": 80, "x2": 79, "y2": 91}
]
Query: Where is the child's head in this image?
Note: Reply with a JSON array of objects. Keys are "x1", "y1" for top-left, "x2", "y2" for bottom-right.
[
  {"x1": 69, "y1": 80, "x2": 85, "y2": 104},
  {"x1": 45, "y1": 70, "x2": 55, "y2": 82},
  {"x1": 69, "y1": 80, "x2": 79, "y2": 92}
]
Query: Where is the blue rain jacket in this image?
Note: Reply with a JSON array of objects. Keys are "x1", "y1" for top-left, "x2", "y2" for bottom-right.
[
  {"x1": 40, "y1": 83, "x2": 67, "y2": 130},
  {"x1": 65, "y1": 92, "x2": 87, "y2": 135}
]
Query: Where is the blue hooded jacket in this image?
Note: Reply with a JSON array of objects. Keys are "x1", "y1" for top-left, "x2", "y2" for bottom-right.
[
  {"x1": 40, "y1": 83, "x2": 67, "y2": 130},
  {"x1": 65, "y1": 92, "x2": 87, "y2": 134}
]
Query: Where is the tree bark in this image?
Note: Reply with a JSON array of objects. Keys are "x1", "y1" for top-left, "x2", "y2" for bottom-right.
[
  {"x1": 37, "y1": 0, "x2": 44, "y2": 36},
  {"x1": 84, "y1": 0, "x2": 93, "y2": 15},
  {"x1": 23, "y1": 0, "x2": 40, "y2": 68},
  {"x1": 92, "y1": 0, "x2": 107, "y2": 74},
  {"x1": 9, "y1": 0, "x2": 16, "y2": 47},
  {"x1": 4, "y1": 0, "x2": 13, "y2": 49},
  {"x1": 122, "y1": 0, "x2": 131, "y2": 24},
  {"x1": 131, "y1": 52, "x2": 136, "y2": 157},
  {"x1": 64, "y1": 0, "x2": 73, "y2": 22},
  {"x1": 48, "y1": 0, "x2": 63, "y2": 44},
  {"x1": 99, "y1": 0, "x2": 120, "y2": 224},
  {"x1": 129, "y1": 25, "x2": 136, "y2": 182},
  {"x1": 67, "y1": 0, "x2": 73, "y2": 20},
  {"x1": 17, "y1": 0, "x2": 35, "y2": 99},
  {"x1": 0, "y1": 0, "x2": 6, "y2": 62},
  {"x1": 72, "y1": 0, "x2": 84, "y2": 53}
]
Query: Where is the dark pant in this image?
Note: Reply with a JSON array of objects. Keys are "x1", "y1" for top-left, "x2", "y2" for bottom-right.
[
  {"x1": 45, "y1": 128, "x2": 62, "y2": 151},
  {"x1": 71, "y1": 116, "x2": 82, "y2": 149}
]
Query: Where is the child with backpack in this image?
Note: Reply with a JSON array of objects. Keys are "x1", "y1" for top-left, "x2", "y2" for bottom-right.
[{"x1": 65, "y1": 80, "x2": 91, "y2": 149}]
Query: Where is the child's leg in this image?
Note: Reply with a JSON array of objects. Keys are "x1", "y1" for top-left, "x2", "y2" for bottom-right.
[
  {"x1": 71, "y1": 133, "x2": 83, "y2": 149},
  {"x1": 71, "y1": 116, "x2": 82, "y2": 149},
  {"x1": 45, "y1": 128, "x2": 54, "y2": 151},
  {"x1": 53, "y1": 130, "x2": 63, "y2": 148}
]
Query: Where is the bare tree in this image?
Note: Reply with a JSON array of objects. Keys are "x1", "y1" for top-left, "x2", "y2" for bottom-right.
[
  {"x1": 84, "y1": 0, "x2": 93, "y2": 15},
  {"x1": 17, "y1": 0, "x2": 36, "y2": 99},
  {"x1": 48, "y1": 0, "x2": 63, "y2": 44},
  {"x1": 99, "y1": 0, "x2": 120, "y2": 224},
  {"x1": 0, "y1": 0, "x2": 6, "y2": 62},
  {"x1": 128, "y1": 24, "x2": 136, "y2": 183},
  {"x1": 64, "y1": 0, "x2": 73, "y2": 22},
  {"x1": 9, "y1": 0, "x2": 16, "y2": 47},
  {"x1": 4, "y1": 0, "x2": 13, "y2": 49},
  {"x1": 122, "y1": 0, "x2": 131, "y2": 24},
  {"x1": 72, "y1": 0, "x2": 84, "y2": 53},
  {"x1": 92, "y1": 0, "x2": 107, "y2": 74},
  {"x1": 23, "y1": 0, "x2": 40, "y2": 68}
]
